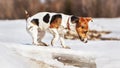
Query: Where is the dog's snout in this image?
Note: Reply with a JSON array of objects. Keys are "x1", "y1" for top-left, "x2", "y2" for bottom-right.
[
  {"x1": 79, "y1": 36, "x2": 88, "y2": 43},
  {"x1": 84, "y1": 31, "x2": 88, "y2": 34},
  {"x1": 83, "y1": 38, "x2": 88, "y2": 43},
  {"x1": 84, "y1": 40, "x2": 88, "y2": 43},
  {"x1": 79, "y1": 36, "x2": 84, "y2": 41}
]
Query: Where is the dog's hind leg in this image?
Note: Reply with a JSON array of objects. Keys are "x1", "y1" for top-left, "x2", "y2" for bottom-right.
[
  {"x1": 37, "y1": 28, "x2": 48, "y2": 46},
  {"x1": 29, "y1": 27, "x2": 48, "y2": 46},
  {"x1": 29, "y1": 26, "x2": 39, "y2": 45}
]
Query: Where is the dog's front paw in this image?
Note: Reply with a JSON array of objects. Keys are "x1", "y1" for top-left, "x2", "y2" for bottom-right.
[
  {"x1": 38, "y1": 42, "x2": 48, "y2": 46},
  {"x1": 34, "y1": 42, "x2": 48, "y2": 46}
]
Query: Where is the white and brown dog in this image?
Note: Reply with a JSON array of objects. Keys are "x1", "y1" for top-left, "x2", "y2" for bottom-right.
[{"x1": 25, "y1": 11, "x2": 92, "y2": 48}]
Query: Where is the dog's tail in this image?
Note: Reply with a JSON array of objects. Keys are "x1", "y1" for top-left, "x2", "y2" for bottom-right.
[{"x1": 24, "y1": 10, "x2": 30, "y2": 19}]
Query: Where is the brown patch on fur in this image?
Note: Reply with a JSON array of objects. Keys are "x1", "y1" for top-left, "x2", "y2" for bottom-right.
[
  {"x1": 31, "y1": 19, "x2": 39, "y2": 26},
  {"x1": 49, "y1": 18, "x2": 62, "y2": 29},
  {"x1": 32, "y1": 22, "x2": 38, "y2": 26},
  {"x1": 67, "y1": 18, "x2": 71, "y2": 30}
]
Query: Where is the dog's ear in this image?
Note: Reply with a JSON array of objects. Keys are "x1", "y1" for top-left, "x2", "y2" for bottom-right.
[
  {"x1": 86, "y1": 17, "x2": 92, "y2": 22},
  {"x1": 80, "y1": 17, "x2": 85, "y2": 22},
  {"x1": 71, "y1": 16, "x2": 79, "y2": 23}
]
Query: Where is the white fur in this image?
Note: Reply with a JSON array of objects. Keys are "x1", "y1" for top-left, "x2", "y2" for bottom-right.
[{"x1": 26, "y1": 12, "x2": 72, "y2": 48}]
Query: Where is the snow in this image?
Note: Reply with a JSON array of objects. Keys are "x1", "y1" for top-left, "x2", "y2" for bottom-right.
[
  {"x1": 89, "y1": 18, "x2": 120, "y2": 32},
  {"x1": 0, "y1": 18, "x2": 120, "y2": 68}
]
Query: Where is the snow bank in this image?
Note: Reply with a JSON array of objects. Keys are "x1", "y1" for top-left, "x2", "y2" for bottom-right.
[{"x1": 0, "y1": 18, "x2": 120, "y2": 68}]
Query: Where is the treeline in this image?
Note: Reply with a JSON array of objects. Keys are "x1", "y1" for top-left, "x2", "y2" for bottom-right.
[{"x1": 0, "y1": 0, "x2": 120, "y2": 19}]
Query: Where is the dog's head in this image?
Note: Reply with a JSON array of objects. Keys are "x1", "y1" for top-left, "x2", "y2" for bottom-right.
[{"x1": 71, "y1": 16, "x2": 92, "y2": 43}]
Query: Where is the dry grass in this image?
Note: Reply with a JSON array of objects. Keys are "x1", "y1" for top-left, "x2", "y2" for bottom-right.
[{"x1": 65, "y1": 30, "x2": 120, "y2": 41}]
